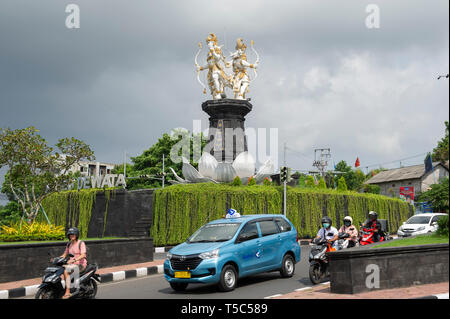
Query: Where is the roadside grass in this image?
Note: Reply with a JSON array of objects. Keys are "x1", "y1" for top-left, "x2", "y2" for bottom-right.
[
  {"x1": 373, "y1": 233, "x2": 449, "y2": 248},
  {"x1": 0, "y1": 237, "x2": 126, "y2": 245}
]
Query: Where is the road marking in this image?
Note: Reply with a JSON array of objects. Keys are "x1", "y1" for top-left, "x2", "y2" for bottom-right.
[
  {"x1": 321, "y1": 281, "x2": 330, "y2": 285},
  {"x1": 295, "y1": 287, "x2": 312, "y2": 292},
  {"x1": 0, "y1": 290, "x2": 8, "y2": 299},
  {"x1": 25, "y1": 285, "x2": 40, "y2": 296},
  {"x1": 264, "y1": 294, "x2": 283, "y2": 299},
  {"x1": 136, "y1": 267, "x2": 148, "y2": 277},
  {"x1": 435, "y1": 293, "x2": 449, "y2": 299},
  {"x1": 157, "y1": 265, "x2": 164, "y2": 273},
  {"x1": 112, "y1": 271, "x2": 126, "y2": 281}
]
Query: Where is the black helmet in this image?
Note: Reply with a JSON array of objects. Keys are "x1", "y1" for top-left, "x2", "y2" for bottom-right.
[
  {"x1": 368, "y1": 211, "x2": 378, "y2": 221},
  {"x1": 321, "y1": 216, "x2": 332, "y2": 225},
  {"x1": 67, "y1": 227, "x2": 79, "y2": 240}
]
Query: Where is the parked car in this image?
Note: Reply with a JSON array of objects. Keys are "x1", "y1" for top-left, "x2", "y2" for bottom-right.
[
  {"x1": 163, "y1": 214, "x2": 301, "y2": 292},
  {"x1": 397, "y1": 213, "x2": 447, "y2": 237}
]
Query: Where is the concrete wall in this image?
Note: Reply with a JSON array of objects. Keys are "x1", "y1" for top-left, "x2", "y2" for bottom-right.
[
  {"x1": 328, "y1": 243, "x2": 449, "y2": 294},
  {"x1": 0, "y1": 238, "x2": 153, "y2": 283}
]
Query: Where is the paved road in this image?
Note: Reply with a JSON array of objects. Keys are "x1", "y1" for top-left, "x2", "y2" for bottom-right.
[{"x1": 96, "y1": 247, "x2": 313, "y2": 299}]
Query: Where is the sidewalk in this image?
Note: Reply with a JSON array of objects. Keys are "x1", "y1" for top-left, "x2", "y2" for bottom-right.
[
  {"x1": 275, "y1": 281, "x2": 449, "y2": 299},
  {"x1": 0, "y1": 259, "x2": 165, "y2": 299}
]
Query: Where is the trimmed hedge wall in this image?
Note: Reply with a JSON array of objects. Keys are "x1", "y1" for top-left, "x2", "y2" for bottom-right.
[
  {"x1": 151, "y1": 184, "x2": 413, "y2": 246},
  {"x1": 38, "y1": 188, "x2": 116, "y2": 238}
]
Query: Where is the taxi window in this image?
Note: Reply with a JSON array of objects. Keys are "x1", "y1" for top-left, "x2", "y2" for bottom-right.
[
  {"x1": 274, "y1": 218, "x2": 292, "y2": 232},
  {"x1": 237, "y1": 222, "x2": 259, "y2": 242},
  {"x1": 258, "y1": 220, "x2": 279, "y2": 237}
]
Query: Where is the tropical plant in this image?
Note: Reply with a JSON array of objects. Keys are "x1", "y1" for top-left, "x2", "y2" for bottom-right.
[
  {"x1": 432, "y1": 121, "x2": 449, "y2": 163},
  {"x1": 248, "y1": 177, "x2": 256, "y2": 186}
]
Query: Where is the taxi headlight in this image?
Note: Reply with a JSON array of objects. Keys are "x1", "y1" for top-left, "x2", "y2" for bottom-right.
[
  {"x1": 199, "y1": 249, "x2": 219, "y2": 260},
  {"x1": 166, "y1": 252, "x2": 173, "y2": 260}
]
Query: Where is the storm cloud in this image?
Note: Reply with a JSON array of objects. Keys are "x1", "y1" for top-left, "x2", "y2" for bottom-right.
[{"x1": 0, "y1": 0, "x2": 448, "y2": 187}]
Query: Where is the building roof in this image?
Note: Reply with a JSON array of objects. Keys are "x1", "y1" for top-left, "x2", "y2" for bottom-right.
[{"x1": 365, "y1": 162, "x2": 447, "y2": 184}]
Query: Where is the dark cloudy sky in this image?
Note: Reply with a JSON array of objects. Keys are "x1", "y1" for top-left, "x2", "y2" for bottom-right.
[{"x1": 0, "y1": 0, "x2": 449, "y2": 192}]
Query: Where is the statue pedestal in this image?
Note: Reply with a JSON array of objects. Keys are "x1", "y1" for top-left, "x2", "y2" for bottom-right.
[{"x1": 202, "y1": 99, "x2": 252, "y2": 163}]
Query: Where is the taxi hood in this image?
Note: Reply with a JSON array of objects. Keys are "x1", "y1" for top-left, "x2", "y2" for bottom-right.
[{"x1": 169, "y1": 241, "x2": 228, "y2": 256}]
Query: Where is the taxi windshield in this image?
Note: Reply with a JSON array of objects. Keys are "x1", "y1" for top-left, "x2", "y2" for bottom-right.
[{"x1": 187, "y1": 223, "x2": 241, "y2": 243}]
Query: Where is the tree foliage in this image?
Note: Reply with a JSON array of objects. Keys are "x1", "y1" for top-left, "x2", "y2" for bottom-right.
[
  {"x1": 432, "y1": 121, "x2": 449, "y2": 163},
  {"x1": 417, "y1": 177, "x2": 449, "y2": 213},
  {"x1": 0, "y1": 127, "x2": 94, "y2": 223},
  {"x1": 114, "y1": 130, "x2": 207, "y2": 190}
]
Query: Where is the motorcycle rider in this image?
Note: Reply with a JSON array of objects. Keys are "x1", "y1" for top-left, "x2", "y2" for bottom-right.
[
  {"x1": 315, "y1": 216, "x2": 339, "y2": 249},
  {"x1": 60, "y1": 227, "x2": 87, "y2": 299},
  {"x1": 363, "y1": 211, "x2": 385, "y2": 242},
  {"x1": 338, "y1": 216, "x2": 359, "y2": 248}
]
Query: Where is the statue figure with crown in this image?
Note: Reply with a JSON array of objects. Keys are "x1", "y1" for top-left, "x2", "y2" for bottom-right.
[{"x1": 170, "y1": 33, "x2": 273, "y2": 185}]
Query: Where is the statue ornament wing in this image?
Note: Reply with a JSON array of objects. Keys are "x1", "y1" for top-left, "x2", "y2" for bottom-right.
[{"x1": 194, "y1": 42, "x2": 207, "y2": 94}]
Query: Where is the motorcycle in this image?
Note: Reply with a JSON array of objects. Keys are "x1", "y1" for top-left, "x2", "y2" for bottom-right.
[
  {"x1": 308, "y1": 237, "x2": 335, "y2": 284},
  {"x1": 336, "y1": 232, "x2": 358, "y2": 250},
  {"x1": 35, "y1": 254, "x2": 100, "y2": 299},
  {"x1": 359, "y1": 224, "x2": 385, "y2": 246}
]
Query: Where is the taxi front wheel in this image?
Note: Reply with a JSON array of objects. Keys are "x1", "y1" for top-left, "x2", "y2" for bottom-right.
[{"x1": 218, "y1": 264, "x2": 238, "y2": 292}]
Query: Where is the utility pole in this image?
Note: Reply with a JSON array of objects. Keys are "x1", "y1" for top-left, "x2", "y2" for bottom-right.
[
  {"x1": 283, "y1": 142, "x2": 287, "y2": 216},
  {"x1": 313, "y1": 148, "x2": 331, "y2": 179},
  {"x1": 123, "y1": 151, "x2": 127, "y2": 189}
]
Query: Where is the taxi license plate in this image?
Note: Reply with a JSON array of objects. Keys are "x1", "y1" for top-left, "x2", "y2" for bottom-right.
[{"x1": 174, "y1": 271, "x2": 191, "y2": 279}]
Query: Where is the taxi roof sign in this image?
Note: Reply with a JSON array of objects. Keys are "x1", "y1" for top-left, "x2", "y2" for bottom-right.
[{"x1": 226, "y1": 208, "x2": 241, "y2": 219}]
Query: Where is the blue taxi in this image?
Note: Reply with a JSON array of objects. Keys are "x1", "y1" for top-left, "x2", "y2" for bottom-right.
[{"x1": 163, "y1": 212, "x2": 301, "y2": 292}]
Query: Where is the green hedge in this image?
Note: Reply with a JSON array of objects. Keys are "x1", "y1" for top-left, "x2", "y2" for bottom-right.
[
  {"x1": 151, "y1": 184, "x2": 413, "y2": 246},
  {"x1": 38, "y1": 188, "x2": 115, "y2": 238}
]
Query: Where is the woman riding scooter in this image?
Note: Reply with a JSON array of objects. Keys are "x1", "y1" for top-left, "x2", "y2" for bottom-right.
[
  {"x1": 60, "y1": 227, "x2": 87, "y2": 299},
  {"x1": 338, "y1": 216, "x2": 359, "y2": 248}
]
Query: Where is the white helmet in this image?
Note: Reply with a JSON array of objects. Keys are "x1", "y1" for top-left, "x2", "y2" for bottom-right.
[{"x1": 343, "y1": 216, "x2": 353, "y2": 224}]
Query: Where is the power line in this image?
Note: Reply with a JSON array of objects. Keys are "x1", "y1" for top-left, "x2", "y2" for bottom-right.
[{"x1": 363, "y1": 152, "x2": 428, "y2": 169}]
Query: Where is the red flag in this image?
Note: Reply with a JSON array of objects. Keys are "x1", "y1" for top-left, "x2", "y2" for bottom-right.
[{"x1": 355, "y1": 157, "x2": 360, "y2": 168}]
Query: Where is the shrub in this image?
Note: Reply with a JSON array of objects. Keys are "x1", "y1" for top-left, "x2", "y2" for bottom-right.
[
  {"x1": 232, "y1": 176, "x2": 242, "y2": 186},
  {"x1": 317, "y1": 177, "x2": 327, "y2": 189},
  {"x1": 305, "y1": 176, "x2": 316, "y2": 188},
  {"x1": 0, "y1": 221, "x2": 65, "y2": 242},
  {"x1": 263, "y1": 178, "x2": 271, "y2": 186},
  {"x1": 436, "y1": 215, "x2": 449, "y2": 237},
  {"x1": 248, "y1": 177, "x2": 256, "y2": 186},
  {"x1": 337, "y1": 176, "x2": 348, "y2": 192}
]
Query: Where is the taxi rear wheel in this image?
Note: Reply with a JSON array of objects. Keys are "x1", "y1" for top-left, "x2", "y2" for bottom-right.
[
  {"x1": 280, "y1": 254, "x2": 295, "y2": 278},
  {"x1": 170, "y1": 282, "x2": 188, "y2": 291},
  {"x1": 218, "y1": 264, "x2": 237, "y2": 292}
]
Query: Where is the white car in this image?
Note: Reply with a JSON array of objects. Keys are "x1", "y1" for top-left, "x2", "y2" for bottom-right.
[{"x1": 397, "y1": 213, "x2": 448, "y2": 237}]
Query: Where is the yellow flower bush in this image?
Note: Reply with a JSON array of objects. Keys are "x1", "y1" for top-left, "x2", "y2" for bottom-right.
[{"x1": 0, "y1": 221, "x2": 65, "y2": 242}]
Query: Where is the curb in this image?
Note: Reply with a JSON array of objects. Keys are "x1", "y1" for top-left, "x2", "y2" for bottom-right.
[{"x1": 0, "y1": 264, "x2": 164, "y2": 299}]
